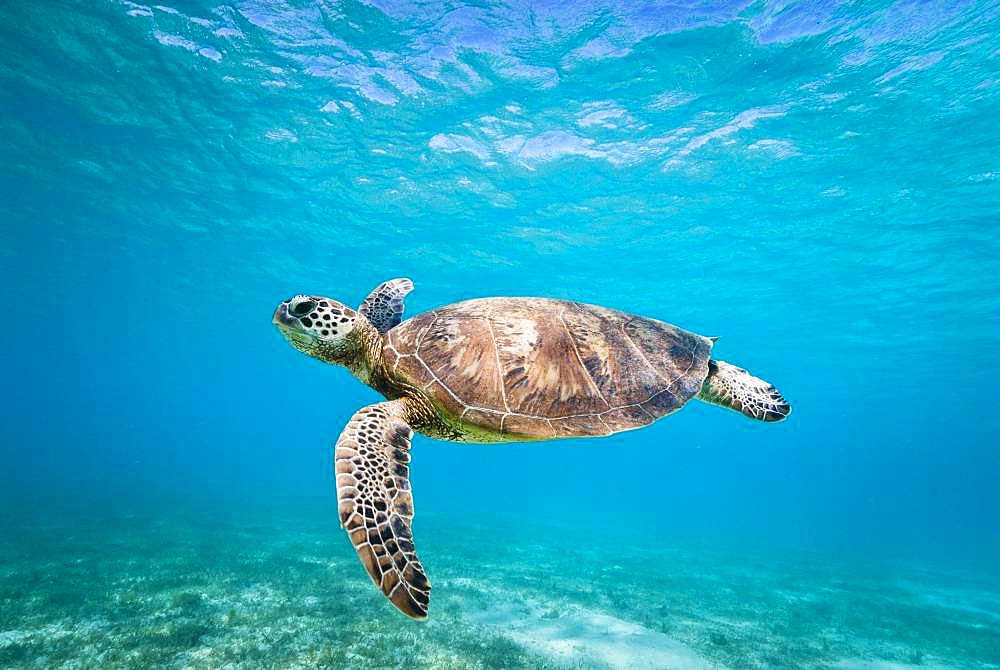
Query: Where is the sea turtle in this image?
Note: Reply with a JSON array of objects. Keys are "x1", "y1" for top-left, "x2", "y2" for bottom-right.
[{"x1": 272, "y1": 279, "x2": 790, "y2": 619}]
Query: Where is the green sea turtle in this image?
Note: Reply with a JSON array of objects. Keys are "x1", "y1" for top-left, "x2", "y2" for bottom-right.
[{"x1": 272, "y1": 279, "x2": 790, "y2": 619}]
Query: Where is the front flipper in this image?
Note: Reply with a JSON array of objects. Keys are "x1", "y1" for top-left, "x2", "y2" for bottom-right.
[
  {"x1": 359, "y1": 278, "x2": 414, "y2": 334},
  {"x1": 334, "y1": 399, "x2": 431, "y2": 619}
]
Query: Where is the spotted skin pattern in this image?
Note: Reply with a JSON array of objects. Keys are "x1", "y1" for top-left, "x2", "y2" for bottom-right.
[
  {"x1": 696, "y1": 360, "x2": 791, "y2": 422},
  {"x1": 360, "y1": 278, "x2": 414, "y2": 334},
  {"x1": 335, "y1": 399, "x2": 431, "y2": 619},
  {"x1": 273, "y1": 280, "x2": 791, "y2": 619}
]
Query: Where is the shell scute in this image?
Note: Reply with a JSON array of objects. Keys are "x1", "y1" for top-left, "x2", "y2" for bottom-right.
[
  {"x1": 622, "y1": 317, "x2": 703, "y2": 404},
  {"x1": 502, "y1": 414, "x2": 552, "y2": 438},
  {"x1": 421, "y1": 379, "x2": 466, "y2": 417},
  {"x1": 417, "y1": 316, "x2": 504, "y2": 411},
  {"x1": 491, "y1": 306, "x2": 607, "y2": 416},
  {"x1": 600, "y1": 406, "x2": 653, "y2": 433},
  {"x1": 386, "y1": 297, "x2": 713, "y2": 439},
  {"x1": 461, "y1": 408, "x2": 503, "y2": 433},
  {"x1": 561, "y1": 304, "x2": 664, "y2": 408},
  {"x1": 548, "y1": 416, "x2": 612, "y2": 438}
]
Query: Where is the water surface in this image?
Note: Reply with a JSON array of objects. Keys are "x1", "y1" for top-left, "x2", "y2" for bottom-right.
[{"x1": 2, "y1": 1, "x2": 999, "y2": 668}]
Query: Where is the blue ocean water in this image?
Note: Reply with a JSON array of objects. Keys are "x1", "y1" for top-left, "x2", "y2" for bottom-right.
[{"x1": 2, "y1": 0, "x2": 999, "y2": 667}]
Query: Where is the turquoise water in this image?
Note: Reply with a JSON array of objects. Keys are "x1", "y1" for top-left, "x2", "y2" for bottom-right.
[{"x1": 2, "y1": 0, "x2": 999, "y2": 668}]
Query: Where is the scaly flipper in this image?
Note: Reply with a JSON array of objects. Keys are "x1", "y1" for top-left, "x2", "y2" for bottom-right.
[
  {"x1": 334, "y1": 398, "x2": 431, "y2": 618},
  {"x1": 359, "y1": 278, "x2": 414, "y2": 334},
  {"x1": 697, "y1": 360, "x2": 791, "y2": 422}
]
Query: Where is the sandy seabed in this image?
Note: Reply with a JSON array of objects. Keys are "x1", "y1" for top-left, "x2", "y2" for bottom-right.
[{"x1": 1, "y1": 513, "x2": 997, "y2": 669}]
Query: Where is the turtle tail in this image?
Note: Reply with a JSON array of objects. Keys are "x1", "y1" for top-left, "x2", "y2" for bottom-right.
[{"x1": 697, "y1": 360, "x2": 791, "y2": 422}]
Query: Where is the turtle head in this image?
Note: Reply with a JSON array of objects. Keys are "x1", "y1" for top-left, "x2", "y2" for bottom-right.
[{"x1": 272, "y1": 295, "x2": 360, "y2": 365}]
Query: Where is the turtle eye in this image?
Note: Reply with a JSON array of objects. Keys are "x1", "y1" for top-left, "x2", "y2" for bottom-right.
[{"x1": 291, "y1": 300, "x2": 316, "y2": 317}]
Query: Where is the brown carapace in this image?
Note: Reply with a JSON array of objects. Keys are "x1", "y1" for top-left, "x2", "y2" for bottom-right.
[
  {"x1": 273, "y1": 279, "x2": 790, "y2": 619},
  {"x1": 387, "y1": 297, "x2": 715, "y2": 440}
]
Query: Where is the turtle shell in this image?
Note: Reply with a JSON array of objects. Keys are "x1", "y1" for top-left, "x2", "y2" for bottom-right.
[{"x1": 385, "y1": 298, "x2": 714, "y2": 440}]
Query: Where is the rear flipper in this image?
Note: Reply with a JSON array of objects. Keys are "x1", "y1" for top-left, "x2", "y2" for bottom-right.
[{"x1": 697, "y1": 360, "x2": 791, "y2": 422}]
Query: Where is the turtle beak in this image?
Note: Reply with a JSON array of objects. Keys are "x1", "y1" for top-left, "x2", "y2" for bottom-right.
[
  {"x1": 272, "y1": 303, "x2": 293, "y2": 327},
  {"x1": 272, "y1": 303, "x2": 316, "y2": 348}
]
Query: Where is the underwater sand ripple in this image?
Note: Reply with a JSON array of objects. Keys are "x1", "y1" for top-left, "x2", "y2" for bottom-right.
[{"x1": 1, "y1": 515, "x2": 999, "y2": 669}]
